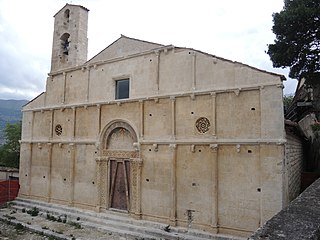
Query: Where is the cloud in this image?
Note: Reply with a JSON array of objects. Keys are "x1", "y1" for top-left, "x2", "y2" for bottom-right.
[
  {"x1": 0, "y1": 2, "x2": 50, "y2": 100},
  {"x1": 0, "y1": 0, "x2": 296, "y2": 100}
]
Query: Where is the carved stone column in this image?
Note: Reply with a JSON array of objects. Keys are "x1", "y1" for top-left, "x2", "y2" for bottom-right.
[
  {"x1": 171, "y1": 97, "x2": 176, "y2": 140},
  {"x1": 27, "y1": 143, "x2": 33, "y2": 196},
  {"x1": 169, "y1": 143, "x2": 177, "y2": 226},
  {"x1": 211, "y1": 92, "x2": 217, "y2": 137},
  {"x1": 97, "y1": 104, "x2": 101, "y2": 133},
  {"x1": 210, "y1": 144, "x2": 219, "y2": 232},
  {"x1": 69, "y1": 143, "x2": 75, "y2": 207},
  {"x1": 139, "y1": 100, "x2": 144, "y2": 139},
  {"x1": 46, "y1": 143, "x2": 53, "y2": 202},
  {"x1": 95, "y1": 157, "x2": 108, "y2": 212},
  {"x1": 131, "y1": 158, "x2": 143, "y2": 218}
]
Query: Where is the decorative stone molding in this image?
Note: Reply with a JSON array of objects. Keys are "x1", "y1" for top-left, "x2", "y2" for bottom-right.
[
  {"x1": 133, "y1": 142, "x2": 140, "y2": 151},
  {"x1": 191, "y1": 144, "x2": 195, "y2": 153},
  {"x1": 96, "y1": 157, "x2": 108, "y2": 208},
  {"x1": 210, "y1": 144, "x2": 219, "y2": 152},
  {"x1": 234, "y1": 88, "x2": 241, "y2": 96},
  {"x1": 68, "y1": 143, "x2": 74, "y2": 150},
  {"x1": 102, "y1": 150, "x2": 139, "y2": 158},
  {"x1": 236, "y1": 144, "x2": 241, "y2": 153},
  {"x1": 95, "y1": 156, "x2": 108, "y2": 163},
  {"x1": 169, "y1": 144, "x2": 177, "y2": 151},
  {"x1": 130, "y1": 158, "x2": 143, "y2": 216},
  {"x1": 101, "y1": 120, "x2": 138, "y2": 150},
  {"x1": 153, "y1": 144, "x2": 158, "y2": 152}
]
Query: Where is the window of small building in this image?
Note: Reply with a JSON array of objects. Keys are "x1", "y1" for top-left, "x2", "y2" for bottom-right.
[{"x1": 115, "y1": 79, "x2": 129, "y2": 99}]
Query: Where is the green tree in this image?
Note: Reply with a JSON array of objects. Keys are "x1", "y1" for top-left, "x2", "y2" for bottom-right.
[
  {"x1": 283, "y1": 94, "x2": 294, "y2": 110},
  {"x1": 267, "y1": 0, "x2": 320, "y2": 82},
  {"x1": 0, "y1": 122, "x2": 21, "y2": 168}
]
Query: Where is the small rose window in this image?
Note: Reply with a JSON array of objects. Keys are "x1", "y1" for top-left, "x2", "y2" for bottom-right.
[
  {"x1": 55, "y1": 124, "x2": 63, "y2": 136},
  {"x1": 195, "y1": 117, "x2": 210, "y2": 133}
]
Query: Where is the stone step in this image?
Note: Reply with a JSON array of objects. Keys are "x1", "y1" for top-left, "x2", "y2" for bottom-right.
[
  {"x1": 10, "y1": 198, "x2": 243, "y2": 240},
  {"x1": 12, "y1": 198, "x2": 170, "y2": 239}
]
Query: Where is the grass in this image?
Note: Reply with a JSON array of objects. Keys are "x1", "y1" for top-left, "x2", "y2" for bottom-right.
[
  {"x1": 46, "y1": 213, "x2": 57, "y2": 221},
  {"x1": 4, "y1": 214, "x2": 16, "y2": 220},
  {"x1": 26, "y1": 207, "x2": 39, "y2": 217},
  {"x1": 69, "y1": 221, "x2": 82, "y2": 229}
]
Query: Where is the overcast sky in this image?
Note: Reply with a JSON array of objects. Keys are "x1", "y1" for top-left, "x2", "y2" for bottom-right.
[{"x1": 0, "y1": 0, "x2": 297, "y2": 100}]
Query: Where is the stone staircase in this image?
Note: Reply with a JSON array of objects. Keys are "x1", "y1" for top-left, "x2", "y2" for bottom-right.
[{"x1": 4, "y1": 198, "x2": 244, "y2": 240}]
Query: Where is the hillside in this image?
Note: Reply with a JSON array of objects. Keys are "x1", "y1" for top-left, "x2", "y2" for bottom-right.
[{"x1": 0, "y1": 99, "x2": 28, "y2": 145}]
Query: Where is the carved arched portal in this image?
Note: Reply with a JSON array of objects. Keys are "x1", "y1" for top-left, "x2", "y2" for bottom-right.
[{"x1": 96, "y1": 121, "x2": 141, "y2": 215}]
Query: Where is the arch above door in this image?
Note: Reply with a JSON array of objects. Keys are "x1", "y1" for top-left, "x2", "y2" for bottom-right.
[{"x1": 100, "y1": 120, "x2": 139, "y2": 158}]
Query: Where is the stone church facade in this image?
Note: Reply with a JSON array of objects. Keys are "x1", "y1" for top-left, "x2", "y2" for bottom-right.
[{"x1": 19, "y1": 4, "x2": 296, "y2": 238}]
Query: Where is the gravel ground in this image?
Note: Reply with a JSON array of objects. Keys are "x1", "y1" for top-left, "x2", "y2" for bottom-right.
[
  {"x1": 0, "y1": 206, "x2": 139, "y2": 240},
  {"x1": 0, "y1": 221, "x2": 49, "y2": 240}
]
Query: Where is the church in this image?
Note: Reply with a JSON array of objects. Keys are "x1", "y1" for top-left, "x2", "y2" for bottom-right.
[{"x1": 18, "y1": 4, "x2": 303, "y2": 238}]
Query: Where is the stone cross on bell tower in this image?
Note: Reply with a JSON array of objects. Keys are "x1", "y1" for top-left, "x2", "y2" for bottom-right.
[{"x1": 50, "y1": 4, "x2": 89, "y2": 72}]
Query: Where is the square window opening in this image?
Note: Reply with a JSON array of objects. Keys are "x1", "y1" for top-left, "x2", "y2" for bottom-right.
[{"x1": 115, "y1": 79, "x2": 129, "y2": 100}]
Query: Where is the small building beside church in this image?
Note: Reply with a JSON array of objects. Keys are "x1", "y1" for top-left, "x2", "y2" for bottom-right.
[{"x1": 19, "y1": 4, "x2": 302, "y2": 238}]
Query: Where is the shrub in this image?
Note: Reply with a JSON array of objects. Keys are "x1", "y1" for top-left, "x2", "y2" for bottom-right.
[
  {"x1": 69, "y1": 221, "x2": 82, "y2": 229},
  {"x1": 15, "y1": 223, "x2": 25, "y2": 231},
  {"x1": 27, "y1": 207, "x2": 39, "y2": 216}
]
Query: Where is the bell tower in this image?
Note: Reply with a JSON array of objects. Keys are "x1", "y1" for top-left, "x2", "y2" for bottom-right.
[{"x1": 50, "y1": 4, "x2": 89, "y2": 72}]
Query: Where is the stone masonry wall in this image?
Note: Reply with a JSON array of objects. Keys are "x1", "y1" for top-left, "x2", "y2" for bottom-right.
[
  {"x1": 249, "y1": 178, "x2": 320, "y2": 240},
  {"x1": 285, "y1": 131, "x2": 304, "y2": 203}
]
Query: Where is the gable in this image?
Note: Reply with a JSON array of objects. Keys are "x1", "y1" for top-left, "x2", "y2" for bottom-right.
[
  {"x1": 87, "y1": 35, "x2": 163, "y2": 64},
  {"x1": 53, "y1": 3, "x2": 89, "y2": 17},
  {"x1": 23, "y1": 92, "x2": 45, "y2": 111}
]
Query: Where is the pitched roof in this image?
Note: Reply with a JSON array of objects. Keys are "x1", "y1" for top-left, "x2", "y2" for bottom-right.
[
  {"x1": 88, "y1": 35, "x2": 286, "y2": 81},
  {"x1": 53, "y1": 3, "x2": 89, "y2": 17}
]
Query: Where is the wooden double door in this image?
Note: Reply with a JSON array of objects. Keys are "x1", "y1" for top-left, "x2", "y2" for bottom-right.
[{"x1": 109, "y1": 159, "x2": 130, "y2": 211}]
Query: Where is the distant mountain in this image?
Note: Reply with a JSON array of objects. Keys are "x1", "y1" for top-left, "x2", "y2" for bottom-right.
[{"x1": 0, "y1": 99, "x2": 28, "y2": 145}]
